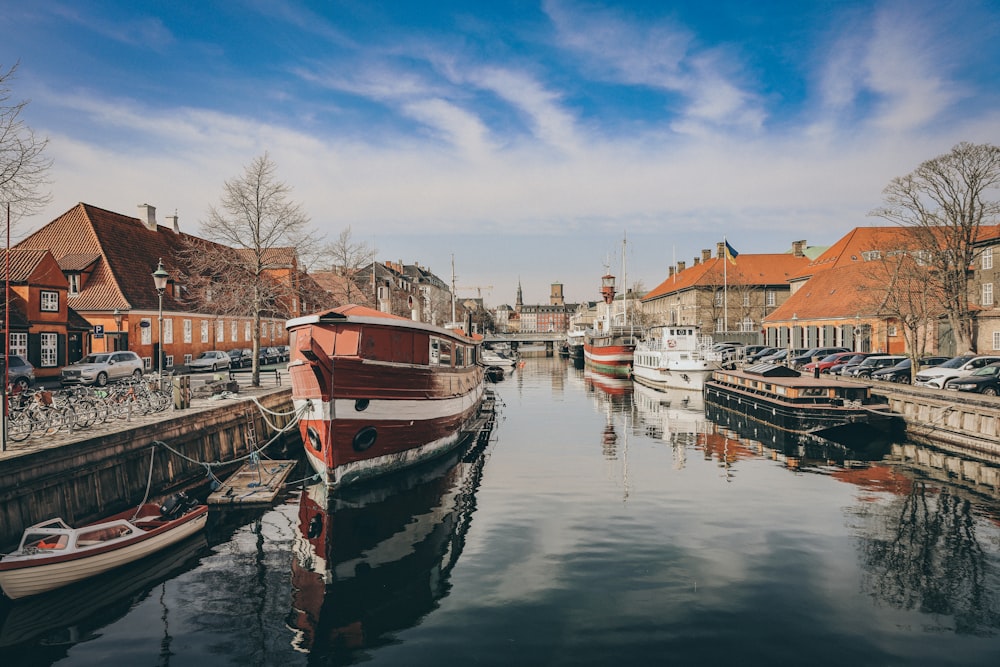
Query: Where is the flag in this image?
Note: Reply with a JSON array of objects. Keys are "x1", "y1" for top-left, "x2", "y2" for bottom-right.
[{"x1": 724, "y1": 240, "x2": 739, "y2": 264}]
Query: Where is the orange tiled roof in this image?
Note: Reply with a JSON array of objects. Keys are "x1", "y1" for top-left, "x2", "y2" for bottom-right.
[
  {"x1": 643, "y1": 253, "x2": 810, "y2": 301},
  {"x1": 17, "y1": 203, "x2": 206, "y2": 312},
  {"x1": 3, "y1": 248, "x2": 52, "y2": 282},
  {"x1": 765, "y1": 261, "x2": 892, "y2": 322},
  {"x1": 792, "y1": 225, "x2": 1000, "y2": 281}
]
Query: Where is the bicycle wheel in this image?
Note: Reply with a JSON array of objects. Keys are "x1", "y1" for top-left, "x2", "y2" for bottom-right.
[{"x1": 6, "y1": 409, "x2": 33, "y2": 441}]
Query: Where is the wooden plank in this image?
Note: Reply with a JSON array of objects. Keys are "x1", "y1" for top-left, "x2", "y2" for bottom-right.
[{"x1": 208, "y1": 459, "x2": 297, "y2": 505}]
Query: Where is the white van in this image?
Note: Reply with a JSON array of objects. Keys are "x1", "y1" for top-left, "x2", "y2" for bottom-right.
[{"x1": 913, "y1": 355, "x2": 1000, "y2": 389}]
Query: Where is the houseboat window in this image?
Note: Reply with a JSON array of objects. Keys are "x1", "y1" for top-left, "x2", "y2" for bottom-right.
[
  {"x1": 455, "y1": 345, "x2": 465, "y2": 367},
  {"x1": 430, "y1": 338, "x2": 440, "y2": 364},
  {"x1": 439, "y1": 340, "x2": 452, "y2": 366},
  {"x1": 800, "y1": 387, "x2": 826, "y2": 397}
]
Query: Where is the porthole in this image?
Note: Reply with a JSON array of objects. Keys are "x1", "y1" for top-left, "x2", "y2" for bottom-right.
[
  {"x1": 353, "y1": 426, "x2": 377, "y2": 452},
  {"x1": 306, "y1": 426, "x2": 322, "y2": 452},
  {"x1": 355, "y1": 399, "x2": 370, "y2": 412}
]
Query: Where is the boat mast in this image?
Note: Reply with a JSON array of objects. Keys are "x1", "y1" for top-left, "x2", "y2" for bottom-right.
[
  {"x1": 622, "y1": 233, "x2": 628, "y2": 328},
  {"x1": 450, "y1": 254, "x2": 457, "y2": 325}
]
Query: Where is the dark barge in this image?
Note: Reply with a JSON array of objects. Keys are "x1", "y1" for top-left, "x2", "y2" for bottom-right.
[{"x1": 703, "y1": 362, "x2": 904, "y2": 444}]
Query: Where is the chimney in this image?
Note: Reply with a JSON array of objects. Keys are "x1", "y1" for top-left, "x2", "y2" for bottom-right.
[
  {"x1": 716, "y1": 241, "x2": 726, "y2": 258},
  {"x1": 668, "y1": 266, "x2": 675, "y2": 278},
  {"x1": 693, "y1": 257, "x2": 700, "y2": 266},
  {"x1": 792, "y1": 240, "x2": 806, "y2": 257},
  {"x1": 166, "y1": 213, "x2": 179, "y2": 233},
  {"x1": 677, "y1": 260, "x2": 686, "y2": 272},
  {"x1": 702, "y1": 248, "x2": 712, "y2": 262},
  {"x1": 138, "y1": 203, "x2": 157, "y2": 231}
]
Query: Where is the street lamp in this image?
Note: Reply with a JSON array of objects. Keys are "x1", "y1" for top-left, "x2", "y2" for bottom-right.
[
  {"x1": 152, "y1": 259, "x2": 169, "y2": 374},
  {"x1": 112, "y1": 308, "x2": 122, "y2": 352},
  {"x1": 787, "y1": 313, "x2": 797, "y2": 366}
]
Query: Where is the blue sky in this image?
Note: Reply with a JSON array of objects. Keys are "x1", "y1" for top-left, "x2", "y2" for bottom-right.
[{"x1": 5, "y1": 1, "x2": 1000, "y2": 305}]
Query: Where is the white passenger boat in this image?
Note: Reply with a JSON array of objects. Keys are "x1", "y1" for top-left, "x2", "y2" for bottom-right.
[
  {"x1": 0, "y1": 495, "x2": 208, "y2": 600},
  {"x1": 631, "y1": 325, "x2": 723, "y2": 391}
]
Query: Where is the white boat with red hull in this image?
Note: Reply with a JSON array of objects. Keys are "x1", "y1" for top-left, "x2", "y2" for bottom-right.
[
  {"x1": 0, "y1": 494, "x2": 207, "y2": 600},
  {"x1": 287, "y1": 304, "x2": 488, "y2": 490}
]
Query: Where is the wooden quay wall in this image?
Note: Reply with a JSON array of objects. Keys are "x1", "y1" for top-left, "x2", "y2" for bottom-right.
[{"x1": 0, "y1": 386, "x2": 296, "y2": 550}]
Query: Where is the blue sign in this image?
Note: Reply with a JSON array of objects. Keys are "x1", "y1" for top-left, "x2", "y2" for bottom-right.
[{"x1": 94, "y1": 324, "x2": 105, "y2": 339}]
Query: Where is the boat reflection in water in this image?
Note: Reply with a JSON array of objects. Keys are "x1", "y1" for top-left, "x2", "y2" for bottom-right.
[
  {"x1": 287, "y1": 420, "x2": 495, "y2": 660},
  {"x1": 704, "y1": 399, "x2": 893, "y2": 467},
  {"x1": 0, "y1": 534, "x2": 207, "y2": 650}
]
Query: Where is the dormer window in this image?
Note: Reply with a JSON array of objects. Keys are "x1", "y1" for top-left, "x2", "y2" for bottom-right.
[
  {"x1": 40, "y1": 290, "x2": 59, "y2": 312},
  {"x1": 68, "y1": 273, "x2": 81, "y2": 296}
]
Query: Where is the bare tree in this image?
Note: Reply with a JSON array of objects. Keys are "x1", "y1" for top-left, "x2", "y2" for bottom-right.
[
  {"x1": 871, "y1": 142, "x2": 1000, "y2": 353},
  {"x1": 0, "y1": 63, "x2": 52, "y2": 223},
  {"x1": 189, "y1": 152, "x2": 314, "y2": 386},
  {"x1": 321, "y1": 226, "x2": 376, "y2": 306}
]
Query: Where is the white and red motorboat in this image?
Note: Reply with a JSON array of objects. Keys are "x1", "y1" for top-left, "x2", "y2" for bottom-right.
[
  {"x1": 286, "y1": 304, "x2": 488, "y2": 490},
  {"x1": 0, "y1": 494, "x2": 208, "y2": 600}
]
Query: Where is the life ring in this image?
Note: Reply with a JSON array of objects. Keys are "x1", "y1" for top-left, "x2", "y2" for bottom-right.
[{"x1": 667, "y1": 339, "x2": 677, "y2": 348}]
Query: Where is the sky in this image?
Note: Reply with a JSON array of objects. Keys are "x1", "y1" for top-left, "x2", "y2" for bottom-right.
[{"x1": 3, "y1": 0, "x2": 1000, "y2": 306}]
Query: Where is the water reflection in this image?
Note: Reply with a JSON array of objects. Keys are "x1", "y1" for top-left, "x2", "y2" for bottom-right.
[
  {"x1": 0, "y1": 534, "x2": 207, "y2": 651},
  {"x1": 287, "y1": 427, "x2": 495, "y2": 662}
]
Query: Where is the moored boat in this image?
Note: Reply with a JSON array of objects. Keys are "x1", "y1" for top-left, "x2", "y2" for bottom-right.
[
  {"x1": 566, "y1": 326, "x2": 585, "y2": 361},
  {"x1": 0, "y1": 494, "x2": 207, "y2": 600},
  {"x1": 632, "y1": 324, "x2": 723, "y2": 391},
  {"x1": 286, "y1": 304, "x2": 488, "y2": 490},
  {"x1": 703, "y1": 362, "x2": 904, "y2": 444},
  {"x1": 584, "y1": 272, "x2": 639, "y2": 378}
]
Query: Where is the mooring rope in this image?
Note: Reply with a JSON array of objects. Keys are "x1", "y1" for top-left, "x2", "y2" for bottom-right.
[{"x1": 130, "y1": 445, "x2": 157, "y2": 521}]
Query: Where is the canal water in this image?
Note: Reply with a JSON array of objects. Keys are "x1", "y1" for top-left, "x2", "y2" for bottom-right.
[{"x1": 2, "y1": 357, "x2": 1000, "y2": 666}]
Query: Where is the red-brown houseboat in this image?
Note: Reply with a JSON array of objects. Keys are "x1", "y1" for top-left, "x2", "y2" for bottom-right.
[{"x1": 287, "y1": 305, "x2": 488, "y2": 489}]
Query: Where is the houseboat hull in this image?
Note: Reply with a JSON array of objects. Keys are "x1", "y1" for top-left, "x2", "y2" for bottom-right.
[
  {"x1": 287, "y1": 305, "x2": 487, "y2": 490},
  {"x1": 703, "y1": 367, "x2": 903, "y2": 444},
  {"x1": 631, "y1": 363, "x2": 713, "y2": 391}
]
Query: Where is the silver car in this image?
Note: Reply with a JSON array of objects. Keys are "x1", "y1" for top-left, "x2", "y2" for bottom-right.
[
  {"x1": 188, "y1": 350, "x2": 232, "y2": 372},
  {"x1": 61, "y1": 351, "x2": 145, "y2": 387}
]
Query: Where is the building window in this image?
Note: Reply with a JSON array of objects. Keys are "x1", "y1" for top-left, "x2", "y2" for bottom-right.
[
  {"x1": 742, "y1": 293, "x2": 750, "y2": 307},
  {"x1": 984, "y1": 282, "x2": 994, "y2": 307},
  {"x1": 766, "y1": 290, "x2": 776, "y2": 307},
  {"x1": 183, "y1": 319, "x2": 192, "y2": 343},
  {"x1": 40, "y1": 290, "x2": 59, "y2": 312},
  {"x1": 40, "y1": 333, "x2": 58, "y2": 367},
  {"x1": 216, "y1": 321, "x2": 224, "y2": 342},
  {"x1": 245, "y1": 321, "x2": 251, "y2": 341},
  {"x1": 231, "y1": 320, "x2": 238, "y2": 342},
  {"x1": 994, "y1": 331, "x2": 1000, "y2": 350},
  {"x1": 714, "y1": 292, "x2": 723, "y2": 306},
  {"x1": 142, "y1": 356, "x2": 152, "y2": 370},
  {"x1": 141, "y1": 318, "x2": 152, "y2": 345},
  {"x1": 261, "y1": 322, "x2": 268, "y2": 339},
  {"x1": 164, "y1": 319, "x2": 173, "y2": 344},
  {"x1": 983, "y1": 248, "x2": 994, "y2": 270},
  {"x1": 9, "y1": 333, "x2": 27, "y2": 357},
  {"x1": 201, "y1": 320, "x2": 209, "y2": 343},
  {"x1": 68, "y1": 274, "x2": 80, "y2": 295},
  {"x1": 184, "y1": 354, "x2": 192, "y2": 365},
  {"x1": 715, "y1": 318, "x2": 724, "y2": 332},
  {"x1": 165, "y1": 354, "x2": 174, "y2": 368},
  {"x1": 887, "y1": 324, "x2": 898, "y2": 336}
]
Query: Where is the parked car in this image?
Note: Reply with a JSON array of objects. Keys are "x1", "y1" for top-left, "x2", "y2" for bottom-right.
[
  {"x1": 790, "y1": 347, "x2": 849, "y2": 370},
  {"x1": 276, "y1": 345, "x2": 290, "y2": 361},
  {"x1": 758, "y1": 349, "x2": 806, "y2": 364},
  {"x1": 188, "y1": 350, "x2": 231, "y2": 372},
  {"x1": 801, "y1": 351, "x2": 857, "y2": 374},
  {"x1": 832, "y1": 353, "x2": 872, "y2": 375},
  {"x1": 870, "y1": 356, "x2": 952, "y2": 383},
  {"x1": 61, "y1": 351, "x2": 144, "y2": 387},
  {"x1": 845, "y1": 355, "x2": 907, "y2": 378},
  {"x1": 228, "y1": 348, "x2": 253, "y2": 368},
  {"x1": 913, "y1": 355, "x2": 1000, "y2": 389},
  {"x1": 259, "y1": 346, "x2": 281, "y2": 366},
  {"x1": 1, "y1": 354, "x2": 36, "y2": 390},
  {"x1": 747, "y1": 346, "x2": 778, "y2": 362},
  {"x1": 741, "y1": 345, "x2": 771, "y2": 359},
  {"x1": 945, "y1": 362, "x2": 1000, "y2": 395}
]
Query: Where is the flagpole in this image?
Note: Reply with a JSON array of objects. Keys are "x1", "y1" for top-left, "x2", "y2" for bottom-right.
[{"x1": 723, "y1": 237, "x2": 728, "y2": 334}]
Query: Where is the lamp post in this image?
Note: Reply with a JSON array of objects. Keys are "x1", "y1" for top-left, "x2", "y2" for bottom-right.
[
  {"x1": 787, "y1": 313, "x2": 797, "y2": 366},
  {"x1": 112, "y1": 308, "x2": 122, "y2": 352},
  {"x1": 152, "y1": 259, "x2": 169, "y2": 375}
]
